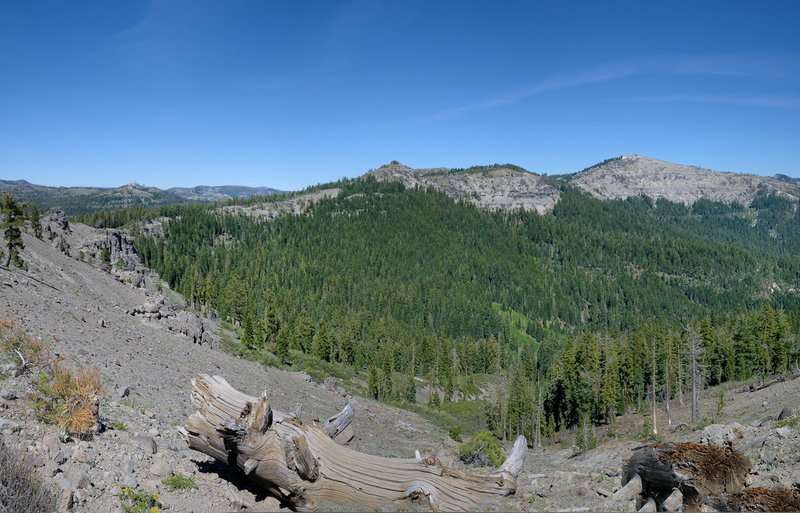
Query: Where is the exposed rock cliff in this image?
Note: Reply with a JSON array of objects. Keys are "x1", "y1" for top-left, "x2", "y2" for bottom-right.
[
  {"x1": 570, "y1": 154, "x2": 800, "y2": 206},
  {"x1": 41, "y1": 211, "x2": 156, "y2": 289},
  {"x1": 368, "y1": 161, "x2": 560, "y2": 214}
]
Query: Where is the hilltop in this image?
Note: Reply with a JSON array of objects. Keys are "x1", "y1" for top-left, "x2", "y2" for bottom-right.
[
  {"x1": 365, "y1": 156, "x2": 800, "y2": 214},
  {"x1": 569, "y1": 154, "x2": 800, "y2": 206},
  {"x1": 368, "y1": 161, "x2": 560, "y2": 214}
]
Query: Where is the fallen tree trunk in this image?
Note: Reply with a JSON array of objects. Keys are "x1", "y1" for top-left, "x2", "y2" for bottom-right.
[
  {"x1": 181, "y1": 375, "x2": 526, "y2": 512},
  {"x1": 621, "y1": 442, "x2": 751, "y2": 509}
]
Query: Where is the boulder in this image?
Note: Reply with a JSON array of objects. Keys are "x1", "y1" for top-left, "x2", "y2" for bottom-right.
[
  {"x1": 150, "y1": 459, "x2": 173, "y2": 478},
  {"x1": 700, "y1": 423, "x2": 757, "y2": 447},
  {"x1": 131, "y1": 435, "x2": 158, "y2": 454}
]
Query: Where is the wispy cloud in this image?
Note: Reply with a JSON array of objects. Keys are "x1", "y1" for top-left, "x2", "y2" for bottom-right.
[
  {"x1": 424, "y1": 53, "x2": 800, "y2": 120},
  {"x1": 108, "y1": 0, "x2": 225, "y2": 76},
  {"x1": 628, "y1": 94, "x2": 800, "y2": 109}
]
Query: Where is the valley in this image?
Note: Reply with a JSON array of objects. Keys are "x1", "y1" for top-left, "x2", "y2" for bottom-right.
[{"x1": 1, "y1": 155, "x2": 800, "y2": 512}]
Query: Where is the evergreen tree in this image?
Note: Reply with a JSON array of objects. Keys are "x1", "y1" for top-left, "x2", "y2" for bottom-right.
[
  {"x1": 1, "y1": 194, "x2": 25, "y2": 268},
  {"x1": 294, "y1": 312, "x2": 313, "y2": 353},
  {"x1": 242, "y1": 312, "x2": 258, "y2": 349},
  {"x1": 403, "y1": 375, "x2": 416, "y2": 403},
  {"x1": 275, "y1": 324, "x2": 292, "y2": 363},
  {"x1": 368, "y1": 366, "x2": 379, "y2": 400},
  {"x1": 312, "y1": 323, "x2": 332, "y2": 361}
]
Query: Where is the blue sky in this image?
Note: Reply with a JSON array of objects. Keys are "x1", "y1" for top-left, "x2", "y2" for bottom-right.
[{"x1": 1, "y1": 1, "x2": 799, "y2": 190}]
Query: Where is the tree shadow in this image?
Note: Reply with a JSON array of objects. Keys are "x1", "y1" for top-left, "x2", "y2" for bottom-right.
[{"x1": 192, "y1": 458, "x2": 271, "y2": 503}]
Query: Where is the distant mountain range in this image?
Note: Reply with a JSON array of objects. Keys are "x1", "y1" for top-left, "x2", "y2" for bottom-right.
[
  {"x1": 3, "y1": 154, "x2": 798, "y2": 215},
  {"x1": 166, "y1": 185, "x2": 282, "y2": 202},
  {"x1": 369, "y1": 155, "x2": 800, "y2": 213},
  {"x1": 0, "y1": 180, "x2": 281, "y2": 215}
]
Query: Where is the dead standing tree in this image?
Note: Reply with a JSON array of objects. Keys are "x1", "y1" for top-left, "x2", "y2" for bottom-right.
[
  {"x1": 686, "y1": 329, "x2": 706, "y2": 423},
  {"x1": 181, "y1": 375, "x2": 527, "y2": 512}
]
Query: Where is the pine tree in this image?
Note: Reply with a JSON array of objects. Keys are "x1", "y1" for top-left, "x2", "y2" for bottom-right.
[
  {"x1": 312, "y1": 324, "x2": 332, "y2": 361},
  {"x1": 1, "y1": 194, "x2": 25, "y2": 268},
  {"x1": 260, "y1": 291, "x2": 279, "y2": 351},
  {"x1": 403, "y1": 374, "x2": 416, "y2": 403},
  {"x1": 368, "y1": 366, "x2": 379, "y2": 400},
  {"x1": 295, "y1": 312, "x2": 313, "y2": 353},
  {"x1": 242, "y1": 312, "x2": 257, "y2": 349},
  {"x1": 275, "y1": 324, "x2": 292, "y2": 363}
]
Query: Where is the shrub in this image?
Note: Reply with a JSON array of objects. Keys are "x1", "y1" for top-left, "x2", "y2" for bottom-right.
[
  {"x1": 458, "y1": 430, "x2": 504, "y2": 467},
  {"x1": 109, "y1": 420, "x2": 129, "y2": 431},
  {"x1": 0, "y1": 439, "x2": 58, "y2": 512},
  {"x1": 0, "y1": 323, "x2": 48, "y2": 372},
  {"x1": 32, "y1": 359, "x2": 105, "y2": 436},
  {"x1": 161, "y1": 473, "x2": 198, "y2": 490},
  {"x1": 1, "y1": 320, "x2": 106, "y2": 438},
  {"x1": 118, "y1": 487, "x2": 162, "y2": 513},
  {"x1": 774, "y1": 414, "x2": 799, "y2": 429},
  {"x1": 574, "y1": 414, "x2": 596, "y2": 455}
]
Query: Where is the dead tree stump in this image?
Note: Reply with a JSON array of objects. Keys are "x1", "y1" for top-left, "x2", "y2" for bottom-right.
[
  {"x1": 621, "y1": 442, "x2": 751, "y2": 510},
  {"x1": 181, "y1": 375, "x2": 527, "y2": 512}
]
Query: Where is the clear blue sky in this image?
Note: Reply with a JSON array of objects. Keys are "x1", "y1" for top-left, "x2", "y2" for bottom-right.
[{"x1": 1, "y1": 1, "x2": 799, "y2": 190}]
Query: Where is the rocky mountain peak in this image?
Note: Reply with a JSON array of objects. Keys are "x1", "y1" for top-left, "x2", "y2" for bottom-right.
[
  {"x1": 368, "y1": 162, "x2": 560, "y2": 214},
  {"x1": 571, "y1": 154, "x2": 800, "y2": 206}
]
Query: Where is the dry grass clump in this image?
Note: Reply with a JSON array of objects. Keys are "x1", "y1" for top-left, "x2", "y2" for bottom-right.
[
  {"x1": 1, "y1": 319, "x2": 105, "y2": 437},
  {"x1": 32, "y1": 360, "x2": 105, "y2": 436},
  {"x1": 0, "y1": 321, "x2": 47, "y2": 373},
  {"x1": 0, "y1": 439, "x2": 58, "y2": 513}
]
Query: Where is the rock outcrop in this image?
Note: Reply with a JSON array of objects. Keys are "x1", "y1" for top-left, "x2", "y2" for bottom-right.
[
  {"x1": 570, "y1": 154, "x2": 800, "y2": 206},
  {"x1": 369, "y1": 161, "x2": 560, "y2": 214},
  {"x1": 40, "y1": 211, "x2": 157, "y2": 288},
  {"x1": 218, "y1": 188, "x2": 341, "y2": 220}
]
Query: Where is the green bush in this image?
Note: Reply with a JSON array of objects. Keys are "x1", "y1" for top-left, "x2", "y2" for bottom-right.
[
  {"x1": 448, "y1": 426, "x2": 462, "y2": 442},
  {"x1": 118, "y1": 487, "x2": 161, "y2": 513},
  {"x1": 458, "y1": 430, "x2": 504, "y2": 467},
  {"x1": 161, "y1": 473, "x2": 197, "y2": 490},
  {"x1": 109, "y1": 420, "x2": 129, "y2": 431},
  {"x1": 574, "y1": 414, "x2": 596, "y2": 455}
]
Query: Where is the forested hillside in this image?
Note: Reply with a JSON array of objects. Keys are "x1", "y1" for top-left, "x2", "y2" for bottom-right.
[
  {"x1": 0, "y1": 180, "x2": 188, "y2": 215},
  {"x1": 85, "y1": 176, "x2": 800, "y2": 440}
]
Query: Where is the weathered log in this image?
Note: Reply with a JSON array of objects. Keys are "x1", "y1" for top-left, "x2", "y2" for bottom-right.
[
  {"x1": 182, "y1": 375, "x2": 526, "y2": 512},
  {"x1": 662, "y1": 488, "x2": 684, "y2": 512},
  {"x1": 621, "y1": 442, "x2": 750, "y2": 507},
  {"x1": 703, "y1": 487, "x2": 800, "y2": 512},
  {"x1": 322, "y1": 402, "x2": 354, "y2": 444},
  {"x1": 638, "y1": 497, "x2": 657, "y2": 512},
  {"x1": 613, "y1": 473, "x2": 643, "y2": 501}
]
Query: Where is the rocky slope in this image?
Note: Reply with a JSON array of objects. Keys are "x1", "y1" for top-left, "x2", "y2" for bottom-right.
[
  {"x1": 167, "y1": 185, "x2": 281, "y2": 202},
  {"x1": 368, "y1": 161, "x2": 561, "y2": 214},
  {"x1": 0, "y1": 219, "x2": 476, "y2": 512},
  {"x1": 217, "y1": 188, "x2": 341, "y2": 220},
  {"x1": 569, "y1": 154, "x2": 800, "y2": 206}
]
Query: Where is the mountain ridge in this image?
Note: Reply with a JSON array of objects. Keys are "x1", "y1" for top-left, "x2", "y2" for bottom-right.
[
  {"x1": 0, "y1": 180, "x2": 282, "y2": 215},
  {"x1": 4, "y1": 154, "x2": 799, "y2": 215},
  {"x1": 368, "y1": 160, "x2": 560, "y2": 214},
  {"x1": 568, "y1": 154, "x2": 800, "y2": 206}
]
